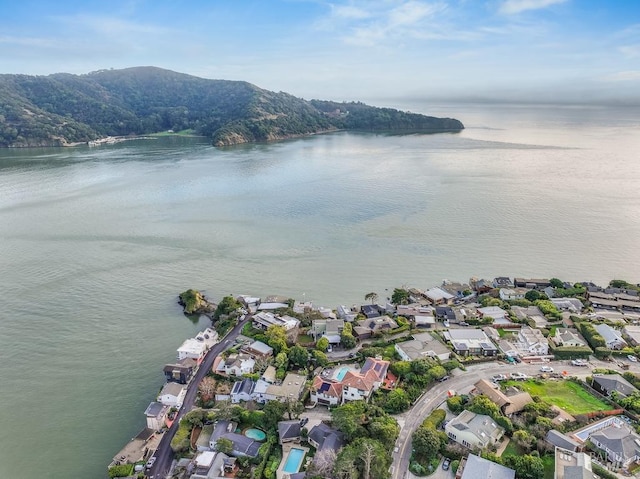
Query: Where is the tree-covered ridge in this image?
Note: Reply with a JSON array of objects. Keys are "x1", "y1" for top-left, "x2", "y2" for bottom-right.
[{"x1": 0, "y1": 66, "x2": 463, "y2": 147}]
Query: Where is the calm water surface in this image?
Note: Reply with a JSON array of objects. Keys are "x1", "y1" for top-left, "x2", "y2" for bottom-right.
[{"x1": 0, "y1": 104, "x2": 639, "y2": 478}]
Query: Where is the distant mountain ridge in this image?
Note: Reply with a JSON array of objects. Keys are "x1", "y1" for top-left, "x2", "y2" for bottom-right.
[{"x1": 0, "y1": 66, "x2": 464, "y2": 147}]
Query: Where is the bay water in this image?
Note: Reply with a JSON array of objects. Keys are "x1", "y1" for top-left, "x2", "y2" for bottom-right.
[{"x1": 0, "y1": 103, "x2": 639, "y2": 478}]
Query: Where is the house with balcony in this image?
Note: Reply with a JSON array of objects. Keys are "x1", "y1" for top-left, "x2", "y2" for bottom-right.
[
  {"x1": 144, "y1": 401, "x2": 169, "y2": 431},
  {"x1": 395, "y1": 333, "x2": 451, "y2": 361},
  {"x1": 589, "y1": 421, "x2": 640, "y2": 470},
  {"x1": 445, "y1": 410, "x2": 505, "y2": 450},
  {"x1": 157, "y1": 382, "x2": 187, "y2": 408},
  {"x1": 425, "y1": 287, "x2": 455, "y2": 305},
  {"x1": 163, "y1": 357, "x2": 197, "y2": 384},
  {"x1": 443, "y1": 329, "x2": 498, "y2": 356}
]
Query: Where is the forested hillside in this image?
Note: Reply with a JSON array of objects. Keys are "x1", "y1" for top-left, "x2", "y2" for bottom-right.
[{"x1": 0, "y1": 67, "x2": 463, "y2": 147}]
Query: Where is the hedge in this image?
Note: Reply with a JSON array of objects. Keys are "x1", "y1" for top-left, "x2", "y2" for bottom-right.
[
  {"x1": 421, "y1": 409, "x2": 446, "y2": 429},
  {"x1": 108, "y1": 464, "x2": 134, "y2": 478}
]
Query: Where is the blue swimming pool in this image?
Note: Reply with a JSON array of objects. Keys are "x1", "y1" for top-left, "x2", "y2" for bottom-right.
[
  {"x1": 283, "y1": 448, "x2": 306, "y2": 473},
  {"x1": 335, "y1": 367, "x2": 350, "y2": 381}
]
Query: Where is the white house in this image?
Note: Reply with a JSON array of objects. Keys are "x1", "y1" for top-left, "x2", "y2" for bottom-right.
[
  {"x1": 499, "y1": 288, "x2": 527, "y2": 301},
  {"x1": 337, "y1": 305, "x2": 358, "y2": 322},
  {"x1": 517, "y1": 326, "x2": 549, "y2": 356},
  {"x1": 144, "y1": 402, "x2": 168, "y2": 431},
  {"x1": 176, "y1": 338, "x2": 209, "y2": 361},
  {"x1": 554, "y1": 328, "x2": 587, "y2": 348},
  {"x1": 157, "y1": 382, "x2": 187, "y2": 408},
  {"x1": 477, "y1": 306, "x2": 509, "y2": 323},
  {"x1": 310, "y1": 376, "x2": 342, "y2": 406},
  {"x1": 595, "y1": 324, "x2": 627, "y2": 350},
  {"x1": 395, "y1": 333, "x2": 451, "y2": 361},
  {"x1": 425, "y1": 287, "x2": 455, "y2": 305},
  {"x1": 230, "y1": 379, "x2": 256, "y2": 403},
  {"x1": 222, "y1": 354, "x2": 255, "y2": 376},
  {"x1": 445, "y1": 410, "x2": 505, "y2": 450},
  {"x1": 252, "y1": 312, "x2": 299, "y2": 331}
]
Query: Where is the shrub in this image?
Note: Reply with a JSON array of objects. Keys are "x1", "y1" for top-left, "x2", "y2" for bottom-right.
[{"x1": 108, "y1": 464, "x2": 134, "y2": 478}]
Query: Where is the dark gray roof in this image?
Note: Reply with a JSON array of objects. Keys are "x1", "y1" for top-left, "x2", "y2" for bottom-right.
[
  {"x1": 461, "y1": 454, "x2": 515, "y2": 479},
  {"x1": 232, "y1": 378, "x2": 256, "y2": 396},
  {"x1": 221, "y1": 432, "x2": 261, "y2": 458},
  {"x1": 278, "y1": 420, "x2": 301, "y2": 442},
  {"x1": 590, "y1": 424, "x2": 640, "y2": 462},
  {"x1": 144, "y1": 402, "x2": 166, "y2": 417},
  {"x1": 546, "y1": 430, "x2": 580, "y2": 451},
  {"x1": 308, "y1": 423, "x2": 344, "y2": 452},
  {"x1": 593, "y1": 374, "x2": 638, "y2": 397},
  {"x1": 211, "y1": 420, "x2": 232, "y2": 444},
  {"x1": 288, "y1": 474, "x2": 306, "y2": 479},
  {"x1": 564, "y1": 466, "x2": 595, "y2": 479}
]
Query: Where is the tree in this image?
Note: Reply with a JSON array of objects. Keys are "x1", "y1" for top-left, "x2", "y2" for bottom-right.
[
  {"x1": 262, "y1": 400, "x2": 286, "y2": 432},
  {"x1": 316, "y1": 337, "x2": 330, "y2": 352},
  {"x1": 214, "y1": 295, "x2": 242, "y2": 320},
  {"x1": 467, "y1": 395, "x2": 501, "y2": 418},
  {"x1": 311, "y1": 349, "x2": 329, "y2": 367},
  {"x1": 549, "y1": 278, "x2": 564, "y2": 288},
  {"x1": 332, "y1": 401, "x2": 368, "y2": 441},
  {"x1": 391, "y1": 288, "x2": 410, "y2": 305},
  {"x1": 308, "y1": 448, "x2": 337, "y2": 477},
  {"x1": 288, "y1": 345, "x2": 309, "y2": 368},
  {"x1": 265, "y1": 325, "x2": 288, "y2": 354},
  {"x1": 285, "y1": 398, "x2": 305, "y2": 420},
  {"x1": 503, "y1": 454, "x2": 545, "y2": 479},
  {"x1": 513, "y1": 429, "x2": 535, "y2": 452},
  {"x1": 390, "y1": 361, "x2": 412, "y2": 378},
  {"x1": 340, "y1": 322, "x2": 357, "y2": 349},
  {"x1": 380, "y1": 388, "x2": 410, "y2": 413},
  {"x1": 215, "y1": 437, "x2": 233, "y2": 455},
  {"x1": 368, "y1": 415, "x2": 400, "y2": 446},
  {"x1": 525, "y1": 290, "x2": 543, "y2": 302},
  {"x1": 274, "y1": 351, "x2": 289, "y2": 369},
  {"x1": 427, "y1": 365, "x2": 447, "y2": 380},
  {"x1": 198, "y1": 376, "x2": 217, "y2": 402},
  {"x1": 365, "y1": 292, "x2": 378, "y2": 304},
  {"x1": 412, "y1": 427, "x2": 444, "y2": 460}
]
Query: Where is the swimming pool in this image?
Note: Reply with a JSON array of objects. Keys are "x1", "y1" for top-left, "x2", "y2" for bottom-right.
[
  {"x1": 335, "y1": 367, "x2": 350, "y2": 381},
  {"x1": 244, "y1": 428, "x2": 266, "y2": 441},
  {"x1": 282, "y1": 448, "x2": 306, "y2": 473}
]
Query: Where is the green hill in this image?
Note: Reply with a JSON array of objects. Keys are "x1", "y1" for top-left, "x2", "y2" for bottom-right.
[{"x1": 0, "y1": 66, "x2": 463, "y2": 147}]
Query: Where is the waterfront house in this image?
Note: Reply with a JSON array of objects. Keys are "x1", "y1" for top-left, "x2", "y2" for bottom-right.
[
  {"x1": 353, "y1": 315, "x2": 398, "y2": 339},
  {"x1": 425, "y1": 287, "x2": 455, "y2": 305},
  {"x1": 493, "y1": 277, "x2": 514, "y2": 289},
  {"x1": 337, "y1": 304, "x2": 358, "y2": 321},
  {"x1": 445, "y1": 410, "x2": 505, "y2": 450},
  {"x1": 176, "y1": 338, "x2": 208, "y2": 361},
  {"x1": 144, "y1": 401, "x2": 169, "y2": 431},
  {"x1": 242, "y1": 340, "x2": 274, "y2": 359},
  {"x1": 457, "y1": 454, "x2": 515, "y2": 479},
  {"x1": 310, "y1": 318, "x2": 345, "y2": 344},
  {"x1": 360, "y1": 304, "x2": 382, "y2": 319},
  {"x1": 513, "y1": 278, "x2": 551, "y2": 289},
  {"x1": 163, "y1": 357, "x2": 197, "y2": 384},
  {"x1": 595, "y1": 324, "x2": 627, "y2": 350},
  {"x1": 591, "y1": 374, "x2": 638, "y2": 398},
  {"x1": 394, "y1": 333, "x2": 451, "y2": 361},
  {"x1": 157, "y1": 382, "x2": 187, "y2": 408},
  {"x1": 498, "y1": 288, "x2": 527, "y2": 301},
  {"x1": 252, "y1": 311, "x2": 300, "y2": 331}
]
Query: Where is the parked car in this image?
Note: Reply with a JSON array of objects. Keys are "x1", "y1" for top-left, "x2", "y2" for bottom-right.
[
  {"x1": 439, "y1": 375, "x2": 450, "y2": 382},
  {"x1": 459, "y1": 321, "x2": 469, "y2": 327},
  {"x1": 571, "y1": 359, "x2": 588, "y2": 366},
  {"x1": 510, "y1": 372, "x2": 528, "y2": 380},
  {"x1": 491, "y1": 374, "x2": 507, "y2": 382},
  {"x1": 540, "y1": 366, "x2": 554, "y2": 373},
  {"x1": 145, "y1": 457, "x2": 156, "y2": 469},
  {"x1": 443, "y1": 321, "x2": 450, "y2": 328},
  {"x1": 442, "y1": 458, "x2": 451, "y2": 471},
  {"x1": 628, "y1": 355, "x2": 638, "y2": 362}
]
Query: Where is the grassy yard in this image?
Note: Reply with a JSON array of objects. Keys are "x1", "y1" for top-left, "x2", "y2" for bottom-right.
[
  {"x1": 501, "y1": 440, "x2": 521, "y2": 457},
  {"x1": 542, "y1": 455, "x2": 555, "y2": 479},
  {"x1": 506, "y1": 379, "x2": 612, "y2": 415},
  {"x1": 297, "y1": 334, "x2": 314, "y2": 345}
]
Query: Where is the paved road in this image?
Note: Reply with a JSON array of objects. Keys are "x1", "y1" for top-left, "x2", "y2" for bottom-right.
[
  {"x1": 149, "y1": 315, "x2": 250, "y2": 478},
  {"x1": 391, "y1": 357, "x2": 630, "y2": 479}
]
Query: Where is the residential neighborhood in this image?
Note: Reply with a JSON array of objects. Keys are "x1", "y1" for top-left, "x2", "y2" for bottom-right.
[{"x1": 108, "y1": 276, "x2": 640, "y2": 479}]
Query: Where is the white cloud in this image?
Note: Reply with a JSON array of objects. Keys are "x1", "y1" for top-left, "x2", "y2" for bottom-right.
[
  {"x1": 498, "y1": 0, "x2": 568, "y2": 15},
  {"x1": 330, "y1": 4, "x2": 372, "y2": 20},
  {"x1": 600, "y1": 70, "x2": 640, "y2": 82},
  {"x1": 619, "y1": 44, "x2": 640, "y2": 58}
]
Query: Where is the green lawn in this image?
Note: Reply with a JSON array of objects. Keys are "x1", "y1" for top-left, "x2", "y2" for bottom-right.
[
  {"x1": 542, "y1": 455, "x2": 555, "y2": 479},
  {"x1": 505, "y1": 379, "x2": 612, "y2": 415},
  {"x1": 501, "y1": 439, "x2": 521, "y2": 457},
  {"x1": 297, "y1": 334, "x2": 314, "y2": 344}
]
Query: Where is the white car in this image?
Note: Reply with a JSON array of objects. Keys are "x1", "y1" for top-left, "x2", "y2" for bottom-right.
[
  {"x1": 491, "y1": 374, "x2": 507, "y2": 382},
  {"x1": 510, "y1": 372, "x2": 528, "y2": 380},
  {"x1": 628, "y1": 355, "x2": 638, "y2": 362},
  {"x1": 571, "y1": 359, "x2": 588, "y2": 366},
  {"x1": 540, "y1": 366, "x2": 554, "y2": 373}
]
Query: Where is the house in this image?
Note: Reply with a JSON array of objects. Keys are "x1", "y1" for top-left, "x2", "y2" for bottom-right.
[
  {"x1": 222, "y1": 353, "x2": 256, "y2": 376},
  {"x1": 499, "y1": 288, "x2": 527, "y2": 301},
  {"x1": 414, "y1": 314, "x2": 436, "y2": 328},
  {"x1": 623, "y1": 325, "x2": 640, "y2": 346},
  {"x1": 261, "y1": 365, "x2": 277, "y2": 384},
  {"x1": 553, "y1": 328, "x2": 587, "y2": 348},
  {"x1": 252, "y1": 311, "x2": 300, "y2": 331},
  {"x1": 310, "y1": 318, "x2": 344, "y2": 344},
  {"x1": 209, "y1": 420, "x2": 261, "y2": 458},
  {"x1": 493, "y1": 277, "x2": 514, "y2": 289},
  {"x1": 516, "y1": 325, "x2": 549, "y2": 356},
  {"x1": 341, "y1": 357, "x2": 390, "y2": 403},
  {"x1": 242, "y1": 340, "x2": 274, "y2": 359},
  {"x1": 395, "y1": 333, "x2": 451, "y2": 361},
  {"x1": 457, "y1": 454, "x2": 515, "y2": 479},
  {"x1": 157, "y1": 382, "x2": 187, "y2": 408},
  {"x1": 470, "y1": 277, "x2": 493, "y2": 293},
  {"x1": 589, "y1": 421, "x2": 640, "y2": 469},
  {"x1": 554, "y1": 447, "x2": 594, "y2": 479},
  {"x1": 144, "y1": 401, "x2": 169, "y2": 431},
  {"x1": 230, "y1": 378, "x2": 256, "y2": 403},
  {"x1": 477, "y1": 306, "x2": 508, "y2": 323},
  {"x1": 353, "y1": 315, "x2": 398, "y2": 339},
  {"x1": 425, "y1": 287, "x2": 455, "y2": 305},
  {"x1": 310, "y1": 376, "x2": 342, "y2": 406},
  {"x1": 337, "y1": 305, "x2": 358, "y2": 321},
  {"x1": 440, "y1": 281, "x2": 471, "y2": 298},
  {"x1": 278, "y1": 420, "x2": 302, "y2": 444},
  {"x1": 445, "y1": 410, "x2": 505, "y2": 450},
  {"x1": 163, "y1": 357, "x2": 197, "y2": 384},
  {"x1": 193, "y1": 450, "x2": 217, "y2": 475},
  {"x1": 473, "y1": 379, "x2": 533, "y2": 416},
  {"x1": 546, "y1": 430, "x2": 581, "y2": 452},
  {"x1": 550, "y1": 297, "x2": 584, "y2": 313},
  {"x1": 191, "y1": 452, "x2": 235, "y2": 479},
  {"x1": 265, "y1": 373, "x2": 306, "y2": 402},
  {"x1": 307, "y1": 423, "x2": 344, "y2": 452},
  {"x1": 443, "y1": 329, "x2": 498, "y2": 356},
  {"x1": 595, "y1": 324, "x2": 627, "y2": 350},
  {"x1": 591, "y1": 374, "x2": 638, "y2": 398},
  {"x1": 513, "y1": 278, "x2": 551, "y2": 289},
  {"x1": 435, "y1": 306, "x2": 456, "y2": 321},
  {"x1": 176, "y1": 328, "x2": 219, "y2": 361},
  {"x1": 360, "y1": 304, "x2": 382, "y2": 319}
]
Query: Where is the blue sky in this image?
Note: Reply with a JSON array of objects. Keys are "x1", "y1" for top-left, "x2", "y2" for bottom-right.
[{"x1": 1, "y1": 0, "x2": 639, "y2": 103}]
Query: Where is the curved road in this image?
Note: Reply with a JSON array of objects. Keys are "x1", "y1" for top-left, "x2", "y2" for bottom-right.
[
  {"x1": 391, "y1": 358, "x2": 624, "y2": 479},
  {"x1": 148, "y1": 315, "x2": 250, "y2": 479}
]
